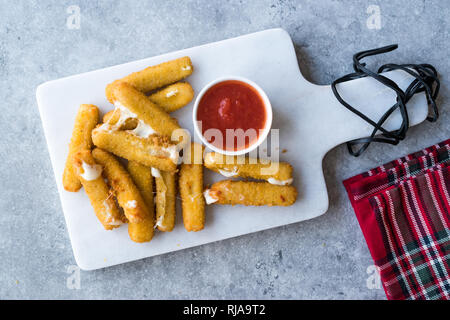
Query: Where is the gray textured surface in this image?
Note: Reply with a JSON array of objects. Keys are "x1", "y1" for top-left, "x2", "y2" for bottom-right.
[{"x1": 0, "y1": 0, "x2": 448, "y2": 300}]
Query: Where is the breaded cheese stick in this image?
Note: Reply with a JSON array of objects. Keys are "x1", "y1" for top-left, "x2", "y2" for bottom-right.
[
  {"x1": 72, "y1": 149, "x2": 124, "y2": 230},
  {"x1": 63, "y1": 104, "x2": 99, "y2": 192},
  {"x1": 92, "y1": 148, "x2": 152, "y2": 229},
  {"x1": 204, "y1": 152, "x2": 293, "y2": 185},
  {"x1": 92, "y1": 129, "x2": 178, "y2": 172},
  {"x1": 102, "y1": 110, "x2": 114, "y2": 123},
  {"x1": 110, "y1": 82, "x2": 181, "y2": 140},
  {"x1": 204, "y1": 180, "x2": 297, "y2": 207},
  {"x1": 106, "y1": 82, "x2": 193, "y2": 115},
  {"x1": 102, "y1": 108, "x2": 138, "y2": 131},
  {"x1": 148, "y1": 82, "x2": 194, "y2": 113},
  {"x1": 127, "y1": 161, "x2": 155, "y2": 243},
  {"x1": 179, "y1": 143, "x2": 205, "y2": 232},
  {"x1": 127, "y1": 161, "x2": 154, "y2": 210},
  {"x1": 105, "y1": 56, "x2": 193, "y2": 103},
  {"x1": 152, "y1": 168, "x2": 176, "y2": 232}
]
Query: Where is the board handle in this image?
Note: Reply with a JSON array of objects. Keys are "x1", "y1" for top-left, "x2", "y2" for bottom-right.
[{"x1": 310, "y1": 69, "x2": 429, "y2": 155}]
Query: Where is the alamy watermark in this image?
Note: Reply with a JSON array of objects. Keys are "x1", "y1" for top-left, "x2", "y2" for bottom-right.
[
  {"x1": 366, "y1": 5, "x2": 381, "y2": 30},
  {"x1": 366, "y1": 264, "x2": 382, "y2": 290},
  {"x1": 66, "y1": 265, "x2": 81, "y2": 290},
  {"x1": 171, "y1": 125, "x2": 282, "y2": 175},
  {"x1": 66, "y1": 5, "x2": 81, "y2": 30}
]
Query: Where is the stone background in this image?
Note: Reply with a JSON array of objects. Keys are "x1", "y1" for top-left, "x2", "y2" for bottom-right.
[{"x1": 0, "y1": 0, "x2": 448, "y2": 299}]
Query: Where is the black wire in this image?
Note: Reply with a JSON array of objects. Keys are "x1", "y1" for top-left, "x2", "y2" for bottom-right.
[{"x1": 331, "y1": 45, "x2": 440, "y2": 157}]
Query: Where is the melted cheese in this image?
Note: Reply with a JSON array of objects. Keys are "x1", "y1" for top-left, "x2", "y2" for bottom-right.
[{"x1": 80, "y1": 161, "x2": 102, "y2": 181}]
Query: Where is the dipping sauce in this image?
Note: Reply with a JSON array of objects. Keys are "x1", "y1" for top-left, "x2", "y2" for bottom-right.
[{"x1": 196, "y1": 80, "x2": 266, "y2": 151}]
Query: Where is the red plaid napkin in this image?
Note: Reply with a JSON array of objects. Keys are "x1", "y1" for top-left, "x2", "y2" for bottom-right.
[{"x1": 344, "y1": 139, "x2": 450, "y2": 300}]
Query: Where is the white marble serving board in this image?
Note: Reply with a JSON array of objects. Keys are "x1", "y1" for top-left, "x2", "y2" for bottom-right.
[{"x1": 36, "y1": 28, "x2": 428, "y2": 270}]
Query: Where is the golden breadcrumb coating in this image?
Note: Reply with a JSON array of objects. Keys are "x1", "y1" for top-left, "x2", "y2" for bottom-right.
[
  {"x1": 179, "y1": 143, "x2": 205, "y2": 231},
  {"x1": 92, "y1": 128, "x2": 178, "y2": 172},
  {"x1": 205, "y1": 180, "x2": 297, "y2": 206},
  {"x1": 102, "y1": 109, "x2": 137, "y2": 131},
  {"x1": 105, "y1": 81, "x2": 193, "y2": 118},
  {"x1": 72, "y1": 149, "x2": 124, "y2": 230},
  {"x1": 154, "y1": 169, "x2": 177, "y2": 232},
  {"x1": 105, "y1": 56, "x2": 193, "y2": 103},
  {"x1": 63, "y1": 104, "x2": 99, "y2": 192},
  {"x1": 102, "y1": 110, "x2": 114, "y2": 123},
  {"x1": 204, "y1": 152, "x2": 293, "y2": 183},
  {"x1": 127, "y1": 161, "x2": 155, "y2": 243},
  {"x1": 148, "y1": 82, "x2": 194, "y2": 113},
  {"x1": 110, "y1": 81, "x2": 181, "y2": 140},
  {"x1": 92, "y1": 148, "x2": 153, "y2": 240}
]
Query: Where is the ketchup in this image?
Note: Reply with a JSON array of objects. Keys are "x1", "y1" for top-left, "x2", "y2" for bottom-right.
[{"x1": 197, "y1": 80, "x2": 266, "y2": 151}]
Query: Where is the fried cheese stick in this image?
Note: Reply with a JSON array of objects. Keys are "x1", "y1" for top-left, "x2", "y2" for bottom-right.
[
  {"x1": 104, "y1": 82, "x2": 193, "y2": 118},
  {"x1": 63, "y1": 104, "x2": 99, "y2": 192},
  {"x1": 102, "y1": 109, "x2": 136, "y2": 131},
  {"x1": 204, "y1": 152, "x2": 293, "y2": 185},
  {"x1": 72, "y1": 149, "x2": 124, "y2": 230},
  {"x1": 152, "y1": 168, "x2": 176, "y2": 232},
  {"x1": 110, "y1": 82, "x2": 181, "y2": 140},
  {"x1": 179, "y1": 143, "x2": 205, "y2": 232},
  {"x1": 148, "y1": 82, "x2": 194, "y2": 113},
  {"x1": 204, "y1": 180, "x2": 297, "y2": 207},
  {"x1": 103, "y1": 110, "x2": 114, "y2": 123},
  {"x1": 105, "y1": 56, "x2": 193, "y2": 103},
  {"x1": 127, "y1": 161, "x2": 155, "y2": 243},
  {"x1": 92, "y1": 129, "x2": 178, "y2": 172},
  {"x1": 92, "y1": 148, "x2": 152, "y2": 231}
]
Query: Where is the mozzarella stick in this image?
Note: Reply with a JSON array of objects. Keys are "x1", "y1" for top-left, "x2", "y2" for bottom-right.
[
  {"x1": 204, "y1": 152, "x2": 293, "y2": 185},
  {"x1": 102, "y1": 108, "x2": 138, "y2": 131},
  {"x1": 152, "y1": 168, "x2": 176, "y2": 232},
  {"x1": 72, "y1": 149, "x2": 124, "y2": 230},
  {"x1": 105, "y1": 82, "x2": 193, "y2": 117},
  {"x1": 102, "y1": 110, "x2": 114, "y2": 123},
  {"x1": 179, "y1": 143, "x2": 205, "y2": 232},
  {"x1": 110, "y1": 82, "x2": 181, "y2": 140},
  {"x1": 92, "y1": 129, "x2": 178, "y2": 172},
  {"x1": 204, "y1": 180, "x2": 297, "y2": 206},
  {"x1": 92, "y1": 148, "x2": 151, "y2": 227},
  {"x1": 127, "y1": 161, "x2": 154, "y2": 210},
  {"x1": 127, "y1": 161, "x2": 155, "y2": 243},
  {"x1": 148, "y1": 82, "x2": 194, "y2": 113},
  {"x1": 63, "y1": 104, "x2": 99, "y2": 192},
  {"x1": 105, "y1": 56, "x2": 193, "y2": 103}
]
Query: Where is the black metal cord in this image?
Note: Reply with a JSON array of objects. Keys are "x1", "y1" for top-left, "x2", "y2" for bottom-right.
[{"x1": 331, "y1": 44, "x2": 440, "y2": 157}]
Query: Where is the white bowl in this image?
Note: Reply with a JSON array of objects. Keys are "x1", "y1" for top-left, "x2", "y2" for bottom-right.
[{"x1": 192, "y1": 76, "x2": 273, "y2": 156}]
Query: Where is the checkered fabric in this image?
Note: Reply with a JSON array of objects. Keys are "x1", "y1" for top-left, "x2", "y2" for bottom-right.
[{"x1": 344, "y1": 139, "x2": 450, "y2": 300}]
